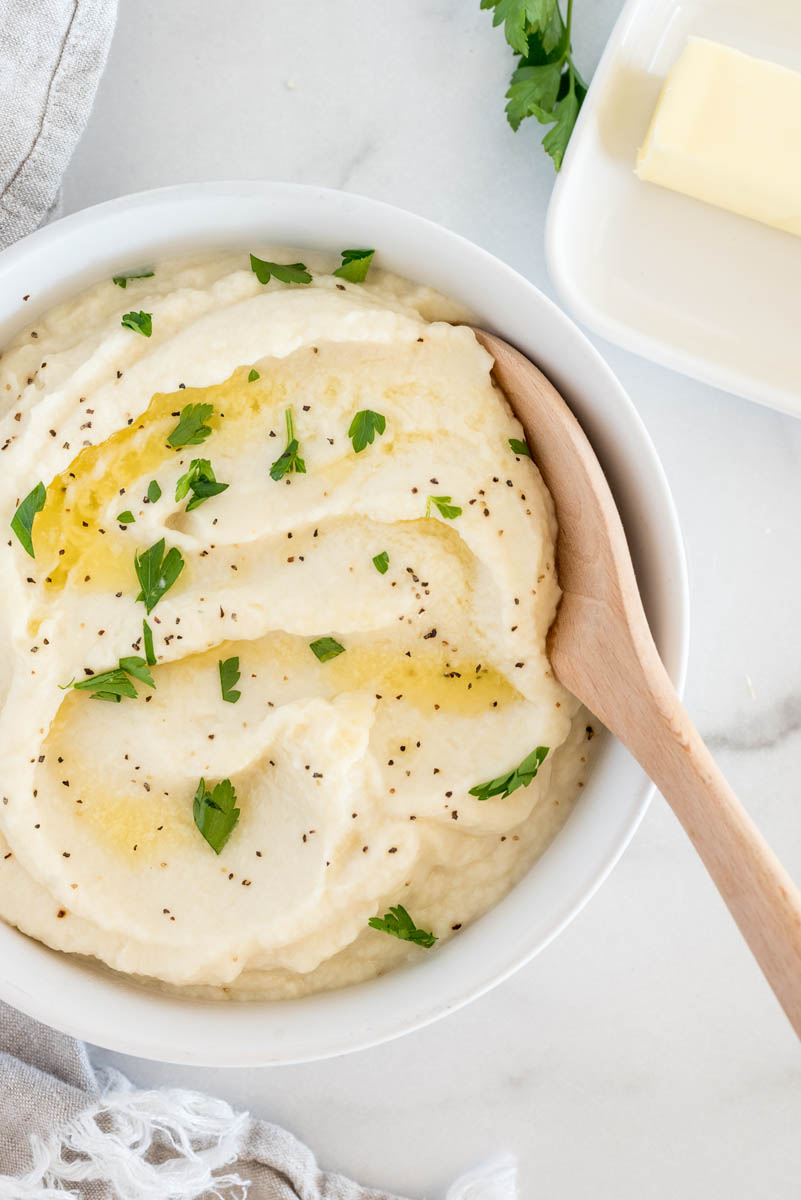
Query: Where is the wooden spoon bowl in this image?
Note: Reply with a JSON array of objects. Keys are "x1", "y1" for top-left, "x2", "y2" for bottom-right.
[{"x1": 475, "y1": 327, "x2": 801, "y2": 1038}]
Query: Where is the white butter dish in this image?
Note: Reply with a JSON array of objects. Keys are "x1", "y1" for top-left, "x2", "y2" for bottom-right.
[{"x1": 546, "y1": 0, "x2": 801, "y2": 418}]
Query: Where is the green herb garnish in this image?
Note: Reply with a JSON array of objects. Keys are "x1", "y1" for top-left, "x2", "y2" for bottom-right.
[
  {"x1": 134, "y1": 538, "x2": 185, "y2": 613},
  {"x1": 309, "y1": 636, "x2": 345, "y2": 662},
  {"x1": 167, "y1": 403, "x2": 213, "y2": 448},
  {"x1": 372, "y1": 550, "x2": 389, "y2": 574},
  {"x1": 118, "y1": 656, "x2": 156, "y2": 688},
  {"x1": 219, "y1": 656, "x2": 241, "y2": 704},
  {"x1": 250, "y1": 254, "x2": 312, "y2": 286},
  {"x1": 193, "y1": 778, "x2": 240, "y2": 854},
  {"x1": 469, "y1": 745, "x2": 549, "y2": 801},
  {"x1": 72, "y1": 668, "x2": 137, "y2": 703},
  {"x1": 270, "y1": 407, "x2": 306, "y2": 481},
  {"x1": 348, "y1": 409, "x2": 386, "y2": 453},
  {"x1": 368, "y1": 905, "x2": 437, "y2": 948},
  {"x1": 175, "y1": 458, "x2": 229, "y2": 512},
  {"x1": 509, "y1": 437, "x2": 532, "y2": 458},
  {"x1": 147, "y1": 479, "x2": 162, "y2": 503},
  {"x1": 426, "y1": 495, "x2": 462, "y2": 520},
  {"x1": 10, "y1": 482, "x2": 46, "y2": 558},
  {"x1": 112, "y1": 270, "x2": 154, "y2": 288},
  {"x1": 333, "y1": 249, "x2": 375, "y2": 282},
  {"x1": 70, "y1": 655, "x2": 154, "y2": 703},
  {"x1": 121, "y1": 310, "x2": 152, "y2": 337},
  {"x1": 247, "y1": 368, "x2": 260, "y2": 382},
  {"x1": 117, "y1": 510, "x2": 135, "y2": 524},
  {"x1": 481, "y1": 0, "x2": 587, "y2": 170},
  {"x1": 142, "y1": 619, "x2": 156, "y2": 667}
]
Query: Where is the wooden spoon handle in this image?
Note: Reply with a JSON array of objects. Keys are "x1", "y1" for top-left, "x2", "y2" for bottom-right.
[
  {"x1": 566, "y1": 628, "x2": 801, "y2": 1036},
  {"x1": 636, "y1": 687, "x2": 801, "y2": 1037}
]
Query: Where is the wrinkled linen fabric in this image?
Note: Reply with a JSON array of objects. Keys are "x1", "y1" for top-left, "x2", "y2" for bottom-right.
[
  {"x1": 0, "y1": 1004, "x2": 405, "y2": 1199},
  {"x1": 0, "y1": 1006, "x2": 518, "y2": 1199},
  {"x1": 0, "y1": 5, "x2": 518, "y2": 1197},
  {"x1": 0, "y1": 0, "x2": 117, "y2": 249}
]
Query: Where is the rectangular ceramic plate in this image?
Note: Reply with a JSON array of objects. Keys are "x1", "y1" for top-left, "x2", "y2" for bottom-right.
[{"x1": 546, "y1": 0, "x2": 801, "y2": 418}]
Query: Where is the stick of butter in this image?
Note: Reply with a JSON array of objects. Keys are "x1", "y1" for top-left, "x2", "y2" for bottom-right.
[{"x1": 636, "y1": 37, "x2": 801, "y2": 238}]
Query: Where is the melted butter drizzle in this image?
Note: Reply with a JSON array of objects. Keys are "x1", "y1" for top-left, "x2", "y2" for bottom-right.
[{"x1": 35, "y1": 367, "x2": 282, "y2": 590}]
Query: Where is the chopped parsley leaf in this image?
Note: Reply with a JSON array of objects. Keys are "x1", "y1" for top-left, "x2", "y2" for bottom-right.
[
  {"x1": 270, "y1": 407, "x2": 306, "y2": 481},
  {"x1": 219, "y1": 656, "x2": 241, "y2": 704},
  {"x1": 333, "y1": 249, "x2": 375, "y2": 282},
  {"x1": 142, "y1": 619, "x2": 156, "y2": 666},
  {"x1": 249, "y1": 254, "x2": 312, "y2": 286},
  {"x1": 348, "y1": 409, "x2": 386, "y2": 453},
  {"x1": 309, "y1": 636, "x2": 345, "y2": 662},
  {"x1": 119, "y1": 655, "x2": 155, "y2": 688},
  {"x1": 70, "y1": 655, "x2": 154, "y2": 703},
  {"x1": 372, "y1": 550, "x2": 389, "y2": 574},
  {"x1": 121, "y1": 310, "x2": 152, "y2": 337},
  {"x1": 469, "y1": 745, "x2": 549, "y2": 801},
  {"x1": 167, "y1": 403, "x2": 213, "y2": 448},
  {"x1": 368, "y1": 904, "x2": 437, "y2": 948},
  {"x1": 426, "y1": 494, "x2": 462, "y2": 520},
  {"x1": 147, "y1": 479, "x2": 162, "y2": 503},
  {"x1": 117, "y1": 510, "x2": 135, "y2": 524},
  {"x1": 175, "y1": 458, "x2": 229, "y2": 511},
  {"x1": 134, "y1": 538, "x2": 185, "y2": 613},
  {"x1": 112, "y1": 270, "x2": 154, "y2": 288},
  {"x1": 509, "y1": 437, "x2": 531, "y2": 458},
  {"x1": 72, "y1": 668, "x2": 137, "y2": 703},
  {"x1": 193, "y1": 777, "x2": 240, "y2": 854},
  {"x1": 247, "y1": 368, "x2": 260, "y2": 382},
  {"x1": 10, "y1": 482, "x2": 46, "y2": 558}
]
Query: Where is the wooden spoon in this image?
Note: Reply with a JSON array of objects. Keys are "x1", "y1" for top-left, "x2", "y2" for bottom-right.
[{"x1": 475, "y1": 327, "x2": 801, "y2": 1038}]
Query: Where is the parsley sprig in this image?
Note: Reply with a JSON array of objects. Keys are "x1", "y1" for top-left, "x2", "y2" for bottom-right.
[
  {"x1": 193, "y1": 778, "x2": 240, "y2": 854},
  {"x1": 333, "y1": 249, "x2": 375, "y2": 282},
  {"x1": 481, "y1": 0, "x2": 587, "y2": 170},
  {"x1": 368, "y1": 905, "x2": 437, "y2": 948},
  {"x1": 69, "y1": 655, "x2": 155, "y2": 702},
  {"x1": 113, "y1": 270, "x2": 154, "y2": 288},
  {"x1": 142, "y1": 619, "x2": 156, "y2": 666},
  {"x1": 10, "y1": 482, "x2": 46, "y2": 558},
  {"x1": 219, "y1": 656, "x2": 241, "y2": 703},
  {"x1": 469, "y1": 745, "x2": 549, "y2": 801},
  {"x1": 134, "y1": 538, "x2": 185, "y2": 613},
  {"x1": 175, "y1": 458, "x2": 229, "y2": 511},
  {"x1": 121, "y1": 310, "x2": 152, "y2": 337},
  {"x1": 250, "y1": 254, "x2": 312, "y2": 285},
  {"x1": 270, "y1": 407, "x2": 306, "y2": 481},
  {"x1": 309, "y1": 637, "x2": 345, "y2": 662},
  {"x1": 167, "y1": 403, "x2": 213, "y2": 448},
  {"x1": 348, "y1": 409, "x2": 386, "y2": 453},
  {"x1": 426, "y1": 495, "x2": 462, "y2": 520}
]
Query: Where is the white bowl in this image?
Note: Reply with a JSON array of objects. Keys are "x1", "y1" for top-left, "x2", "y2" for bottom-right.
[{"x1": 0, "y1": 182, "x2": 688, "y2": 1065}]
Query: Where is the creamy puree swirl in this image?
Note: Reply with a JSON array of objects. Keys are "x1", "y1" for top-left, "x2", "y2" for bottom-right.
[{"x1": 0, "y1": 251, "x2": 594, "y2": 997}]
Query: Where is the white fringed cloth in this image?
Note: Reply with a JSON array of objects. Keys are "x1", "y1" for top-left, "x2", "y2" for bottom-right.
[{"x1": 0, "y1": 1005, "x2": 518, "y2": 1199}]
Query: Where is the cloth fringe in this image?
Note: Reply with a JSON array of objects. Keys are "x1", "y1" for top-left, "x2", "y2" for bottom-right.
[{"x1": 0, "y1": 1067, "x2": 250, "y2": 1200}]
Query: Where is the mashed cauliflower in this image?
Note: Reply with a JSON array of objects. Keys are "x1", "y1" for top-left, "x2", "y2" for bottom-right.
[{"x1": 0, "y1": 249, "x2": 594, "y2": 998}]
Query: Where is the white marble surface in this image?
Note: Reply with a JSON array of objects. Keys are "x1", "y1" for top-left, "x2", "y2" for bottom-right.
[{"x1": 60, "y1": 1, "x2": 801, "y2": 1195}]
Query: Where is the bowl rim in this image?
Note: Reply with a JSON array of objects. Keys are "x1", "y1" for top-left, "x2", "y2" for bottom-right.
[{"x1": 0, "y1": 181, "x2": 689, "y2": 1065}]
